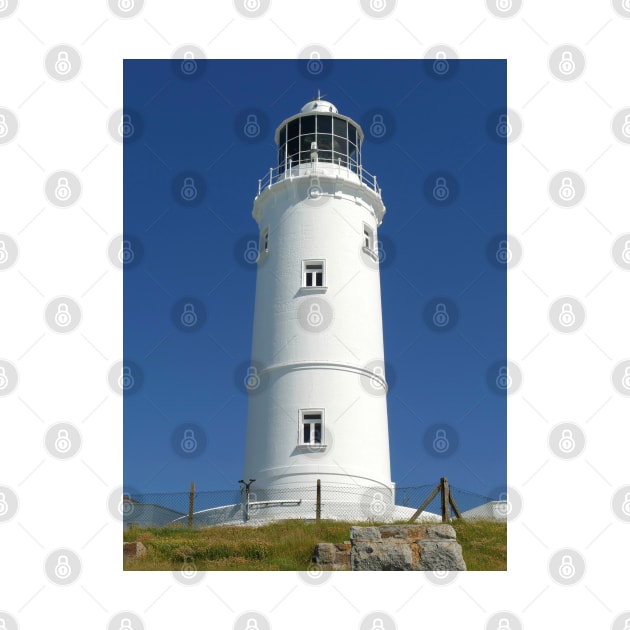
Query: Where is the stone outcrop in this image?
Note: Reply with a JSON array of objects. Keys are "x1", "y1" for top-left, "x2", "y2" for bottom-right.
[
  {"x1": 123, "y1": 541, "x2": 147, "y2": 559},
  {"x1": 312, "y1": 524, "x2": 466, "y2": 571},
  {"x1": 310, "y1": 542, "x2": 352, "y2": 570}
]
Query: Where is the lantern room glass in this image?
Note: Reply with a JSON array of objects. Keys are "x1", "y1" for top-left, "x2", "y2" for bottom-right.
[{"x1": 277, "y1": 114, "x2": 361, "y2": 175}]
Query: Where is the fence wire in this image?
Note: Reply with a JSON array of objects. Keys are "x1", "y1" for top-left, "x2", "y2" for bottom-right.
[{"x1": 121, "y1": 482, "x2": 507, "y2": 529}]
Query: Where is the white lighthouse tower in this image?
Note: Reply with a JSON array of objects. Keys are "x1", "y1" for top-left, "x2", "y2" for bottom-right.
[{"x1": 241, "y1": 97, "x2": 396, "y2": 521}]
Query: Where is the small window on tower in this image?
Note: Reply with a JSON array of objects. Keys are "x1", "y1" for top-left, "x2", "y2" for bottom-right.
[
  {"x1": 300, "y1": 410, "x2": 324, "y2": 446},
  {"x1": 363, "y1": 223, "x2": 376, "y2": 256},
  {"x1": 260, "y1": 227, "x2": 269, "y2": 256},
  {"x1": 302, "y1": 260, "x2": 325, "y2": 289}
]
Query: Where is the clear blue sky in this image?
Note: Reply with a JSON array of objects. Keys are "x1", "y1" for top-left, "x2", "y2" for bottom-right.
[{"x1": 123, "y1": 59, "x2": 506, "y2": 504}]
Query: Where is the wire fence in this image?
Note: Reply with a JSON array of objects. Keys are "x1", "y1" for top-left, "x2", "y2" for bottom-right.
[{"x1": 121, "y1": 479, "x2": 508, "y2": 529}]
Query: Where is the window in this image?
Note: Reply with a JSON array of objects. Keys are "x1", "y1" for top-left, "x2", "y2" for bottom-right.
[
  {"x1": 301, "y1": 411, "x2": 323, "y2": 446},
  {"x1": 260, "y1": 227, "x2": 269, "y2": 254},
  {"x1": 363, "y1": 224, "x2": 374, "y2": 250},
  {"x1": 303, "y1": 260, "x2": 325, "y2": 288}
]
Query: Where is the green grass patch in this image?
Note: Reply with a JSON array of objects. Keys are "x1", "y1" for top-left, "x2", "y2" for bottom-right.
[{"x1": 124, "y1": 519, "x2": 506, "y2": 571}]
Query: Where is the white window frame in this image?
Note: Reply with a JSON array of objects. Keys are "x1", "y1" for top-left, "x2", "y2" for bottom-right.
[
  {"x1": 299, "y1": 409, "x2": 325, "y2": 447},
  {"x1": 362, "y1": 223, "x2": 378, "y2": 260},
  {"x1": 302, "y1": 259, "x2": 326, "y2": 289}
]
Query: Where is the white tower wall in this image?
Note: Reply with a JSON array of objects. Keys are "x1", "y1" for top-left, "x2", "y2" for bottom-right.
[{"x1": 242, "y1": 100, "x2": 394, "y2": 517}]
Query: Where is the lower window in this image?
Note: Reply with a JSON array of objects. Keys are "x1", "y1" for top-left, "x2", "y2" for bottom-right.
[{"x1": 301, "y1": 410, "x2": 323, "y2": 446}]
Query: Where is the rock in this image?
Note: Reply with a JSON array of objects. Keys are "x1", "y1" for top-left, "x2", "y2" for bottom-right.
[
  {"x1": 417, "y1": 541, "x2": 466, "y2": 571},
  {"x1": 352, "y1": 540, "x2": 415, "y2": 571},
  {"x1": 349, "y1": 526, "x2": 381, "y2": 541},
  {"x1": 313, "y1": 524, "x2": 466, "y2": 571},
  {"x1": 123, "y1": 541, "x2": 147, "y2": 559},
  {"x1": 311, "y1": 542, "x2": 351, "y2": 570}
]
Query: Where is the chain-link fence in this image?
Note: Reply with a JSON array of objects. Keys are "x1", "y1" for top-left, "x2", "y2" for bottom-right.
[{"x1": 121, "y1": 480, "x2": 508, "y2": 529}]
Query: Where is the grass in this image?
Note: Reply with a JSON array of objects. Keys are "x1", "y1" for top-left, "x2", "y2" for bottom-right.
[{"x1": 124, "y1": 519, "x2": 506, "y2": 571}]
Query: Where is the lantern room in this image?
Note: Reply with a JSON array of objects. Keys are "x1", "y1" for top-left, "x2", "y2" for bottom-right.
[{"x1": 275, "y1": 99, "x2": 364, "y2": 175}]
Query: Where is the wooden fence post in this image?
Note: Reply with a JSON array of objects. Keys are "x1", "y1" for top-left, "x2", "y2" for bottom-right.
[
  {"x1": 407, "y1": 481, "x2": 441, "y2": 523},
  {"x1": 188, "y1": 481, "x2": 195, "y2": 529},
  {"x1": 441, "y1": 477, "x2": 450, "y2": 523},
  {"x1": 316, "y1": 479, "x2": 321, "y2": 522}
]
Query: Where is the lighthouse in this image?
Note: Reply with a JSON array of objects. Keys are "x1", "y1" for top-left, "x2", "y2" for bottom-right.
[{"x1": 241, "y1": 97, "x2": 396, "y2": 521}]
